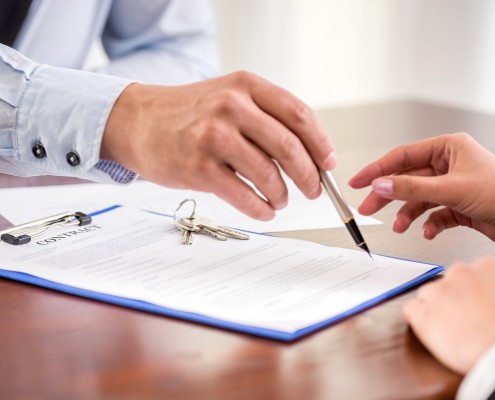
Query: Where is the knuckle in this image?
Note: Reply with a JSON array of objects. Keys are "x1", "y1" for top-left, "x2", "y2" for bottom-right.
[
  {"x1": 210, "y1": 90, "x2": 245, "y2": 117},
  {"x1": 229, "y1": 70, "x2": 258, "y2": 88},
  {"x1": 398, "y1": 145, "x2": 413, "y2": 170},
  {"x1": 280, "y1": 135, "x2": 302, "y2": 161},
  {"x1": 201, "y1": 158, "x2": 218, "y2": 177},
  {"x1": 258, "y1": 162, "x2": 280, "y2": 184},
  {"x1": 197, "y1": 122, "x2": 232, "y2": 152},
  {"x1": 290, "y1": 98, "x2": 313, "y2": 126},
  {"x1": 452, "y1": 131, "x2": 471, "y2": 142},
  {"x1": 186, "y1": 156, "x2": 215, "y2": 178},
  {"x1": 443, "y1": 132, "x2": 472, "y2": 147},
  {"x1": 233, "y1": 189, "x2": 257, "y2": 211},
  {"x1": 446, "y1": 262, "x2": 469, "y2": 279},
  {"x1": 402, "y1": 177, "x2": 419, "y2": 197},
  {"x1": 301, "y1": 167, "x2": 319, "y2": 189}
]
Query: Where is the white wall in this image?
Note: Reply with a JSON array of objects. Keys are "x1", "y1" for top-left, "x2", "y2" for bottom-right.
[
  {"x1": 397, "y1": 0, "x2": 495, "y2": 115},
  {"x1": 212, "y1": 0, "x2": 495, "y2": 114}
]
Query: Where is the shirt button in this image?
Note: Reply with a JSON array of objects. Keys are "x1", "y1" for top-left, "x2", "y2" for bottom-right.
[
  {"x1": 66, "y1": 151, "x2": 80, "y2": 167},
  {"x1": 32, "y1": 143, "x2": 47, "y2": 159}
]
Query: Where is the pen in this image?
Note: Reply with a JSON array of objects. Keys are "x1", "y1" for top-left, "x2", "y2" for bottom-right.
[{"x1": 319, "y1": 169, "x2": 373, "y2": 259}]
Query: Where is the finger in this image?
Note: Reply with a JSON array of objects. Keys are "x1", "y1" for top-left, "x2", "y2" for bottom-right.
[
  {"x1": 422, "y1": 207, "x2": 460, "y2": 240},
  {"x1": 235, "y1": 101, "x2": 323, "y2": 200},
  {"x1": 357, "y1": 191, "x2": 394, "y2": 216},
  {"x1": 349, "y1": 136, "x2": 449, "y2": 189},
  {"x1": 222, "y1": 134, "x2": 289, "y2": 210},
  {"x1": 371, "y1": 174, "x2": 457, "y2": 207},
  {"x1": 402, "y1": 298, "x2": 426, "y2": 327},
  {"x1": 394, "y1": 201, "x2": 438, "y2": 233},
  {"x1": 239, "y1": 72, "x2": 336, "y2": 171},
  {"x1": 356, "y1": 167, "x2": 435, "y2": 216},
  {"x1": 194, "y1": 163, "x2": 276, "y2": 221},
  {"x1": 416, "y1": 281, "x2": 438, "y2": 300}
]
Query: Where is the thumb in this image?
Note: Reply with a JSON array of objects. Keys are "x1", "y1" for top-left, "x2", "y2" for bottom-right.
[{"x1": 371, "y1": 175, "x2": 451, "y2": 204}]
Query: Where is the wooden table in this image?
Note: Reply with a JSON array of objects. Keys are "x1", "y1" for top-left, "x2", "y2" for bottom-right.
[{"x1": 1, "y1": 100, "x2": 495, "y2": 399}]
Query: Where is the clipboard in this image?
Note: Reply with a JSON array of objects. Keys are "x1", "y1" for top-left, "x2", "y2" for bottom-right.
[{"x1": 0, "y1": 205, "x2": 445, "y2": 342}]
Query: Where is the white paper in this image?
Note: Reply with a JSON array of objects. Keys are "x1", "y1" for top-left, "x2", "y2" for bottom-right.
[
  {"x1": 0, "y1": 207, "x2": 432, "y2": 333},
  {"x1": 0, "y1": 179, "x2": 380, "y2": 232}
]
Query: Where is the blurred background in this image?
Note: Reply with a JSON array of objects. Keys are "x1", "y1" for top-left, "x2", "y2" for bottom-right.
[
  {"x1": 211, "y1": 0, "x2": 495, "y2": 114},
  {"x1": 86, "y1": 0, "x2": 495, "y2": 115}
]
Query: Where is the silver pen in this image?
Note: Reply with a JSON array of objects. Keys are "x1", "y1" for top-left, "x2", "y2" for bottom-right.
[{"x1": 319, "y1": 169, "x2": 373, "y2": 259}]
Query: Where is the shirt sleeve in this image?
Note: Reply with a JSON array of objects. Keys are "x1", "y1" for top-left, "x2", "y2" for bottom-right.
[
  {"x1": 0, "y1": 43, "x2": 137, "y2": 184},
  {"x1": 457, "y1": 344, "x2": 495, "y2": 400},
  {"x1": 98, "y1": 0, "x2": 221, "y2": 85}
]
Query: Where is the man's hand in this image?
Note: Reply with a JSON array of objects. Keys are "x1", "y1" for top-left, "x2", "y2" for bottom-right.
[
  {"x1": 102, "y1": 71, "x2": 336, "y2": 220},
  {"x1": 403, "y1": 257, "x2": 495, "y2": 374},
  {"x1": 349, "y1": 133, "x2": 495, "y2": 240}
]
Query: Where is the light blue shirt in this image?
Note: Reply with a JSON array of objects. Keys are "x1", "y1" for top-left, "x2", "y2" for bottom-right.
[{"x1": 0, "y1": 0, "x2": 219, "y2": 183}]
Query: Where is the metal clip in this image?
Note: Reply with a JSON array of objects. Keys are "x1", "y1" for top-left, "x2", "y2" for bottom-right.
[{"x1": 0, "y1": 211, "x2": 91, "y2": 245}]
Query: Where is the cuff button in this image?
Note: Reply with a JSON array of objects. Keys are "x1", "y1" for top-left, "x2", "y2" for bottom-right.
[
  {"x1": 66, "y1": 151, "x2": 80, "y2": 167},
  {"x1": 32, "y1": 143, "x2": 47, "y2": 159}
]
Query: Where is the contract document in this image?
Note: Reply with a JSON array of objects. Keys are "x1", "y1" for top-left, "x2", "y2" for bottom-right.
[{"x1": 0, "y1": 207, "x2": 442, "y2": 341}]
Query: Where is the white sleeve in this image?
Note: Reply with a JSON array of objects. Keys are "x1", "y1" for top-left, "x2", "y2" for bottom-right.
[
  {"x1": 0, "y1": 43, "x2": 135, "y2": 183},
  {"x1": 457, "y1": 344, "x2": 495, "y2": 400}
]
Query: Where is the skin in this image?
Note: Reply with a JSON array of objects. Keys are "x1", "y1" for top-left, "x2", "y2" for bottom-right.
[
  {"x1": 349, "y1": 132, "x2": 495, "y2": 375},
  {"x1": 349, "y1": 132, "x2": 495, "y2": 241},
  {"x1": 101, "y1": 71, "x2": 336, "y2": 221},
  {"x1": 403, "y1": 258, "x2": 495, "y2": 375}
]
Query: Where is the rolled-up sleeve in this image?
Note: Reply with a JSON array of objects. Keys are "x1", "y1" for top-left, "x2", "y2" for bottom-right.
[{"x1": 0, "y1": 44, "x2": 136, "y2": 183}]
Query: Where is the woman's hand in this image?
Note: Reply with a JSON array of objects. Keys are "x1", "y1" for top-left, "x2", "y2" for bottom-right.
[{"x1": 349, "y1": 133, "x2": 495, "y2": 240}]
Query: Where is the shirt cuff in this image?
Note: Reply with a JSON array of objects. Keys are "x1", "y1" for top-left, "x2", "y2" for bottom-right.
[
  {"x1": 16, "y1": 63, "x2": 136, "y2": 183},
  {"x1": 457, "y1": 344, "x2": 495, "y2": 400}
]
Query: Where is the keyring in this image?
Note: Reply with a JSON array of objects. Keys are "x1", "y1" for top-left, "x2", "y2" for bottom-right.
[{"x1": 173, "y1": 198, "x2": 197, "y2": 222}]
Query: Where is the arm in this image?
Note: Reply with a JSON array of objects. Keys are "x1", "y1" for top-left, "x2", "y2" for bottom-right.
[
  {"x1": 0, "y1": 44, "x2": 134, "y2": 183},
  {"x1": 402, "y1": 257, "x2": 495, "y2": 399},
  {"x1": 1, "y1": 45, "x2": 336, "y2": 220},
  {"x1": 349, "y1": 133, "x2": 495, "y2": 240},
  {"x1": 98, "y1": 0, "x2": 220, "y2": 85}
]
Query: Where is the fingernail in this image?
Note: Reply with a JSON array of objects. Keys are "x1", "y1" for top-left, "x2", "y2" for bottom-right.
[
  {"x1": 372, "y1": 178, "x2": 393, "y2": 195},
  {"x1": 323, "y1": 152, "x2": 337, "y2": 170}
]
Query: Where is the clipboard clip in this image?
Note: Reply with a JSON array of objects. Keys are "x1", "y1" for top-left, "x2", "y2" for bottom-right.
[{"x1": 0, "y1": 211, "x2": 91, "y2": 245}]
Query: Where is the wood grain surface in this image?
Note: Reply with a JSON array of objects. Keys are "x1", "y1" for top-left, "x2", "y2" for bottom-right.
[{"x1": 1, "y1": 100, "x2": 494, "y2": 400}]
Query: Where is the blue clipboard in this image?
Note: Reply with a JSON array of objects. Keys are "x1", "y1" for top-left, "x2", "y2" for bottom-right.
[{"x1": 0, "y1": 206, "x2": 444, "y2": 342}]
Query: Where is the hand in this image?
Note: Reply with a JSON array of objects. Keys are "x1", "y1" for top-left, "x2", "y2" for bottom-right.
[
  {"x1": 102, "y1": 71, "x2": 336, "y2": 220},
  {"x1": 403, "y1": 257, "x2": 495, "y2": 375},
  {"x1": 348, "y1": 133, "x2": 495, "y2": 240}
]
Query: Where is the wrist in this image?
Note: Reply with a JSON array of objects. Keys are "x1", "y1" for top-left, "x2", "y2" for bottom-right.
[{"x1": 101, "y1": 83, "x2": 146, "y2": 172}]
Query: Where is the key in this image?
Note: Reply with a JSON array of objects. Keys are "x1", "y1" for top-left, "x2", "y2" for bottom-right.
[
  {"x1": 173, "y1": 198, "x2": 200, "y2": 245},
  {"x1": 182, "y1": 228, "x2": 195, "y2": 245},
  {"x1": 174, "y1": 218, "x2": 199, "y2": 245},
  {"x1": 180, "y1": 217, "x2": 227, "y2": 241},
  {"x1": 181, "y1": 217, "x2": 249, "y2": 241},
  {"x1": 195, "y1": 217, "x2": 250, "y2": 240}
]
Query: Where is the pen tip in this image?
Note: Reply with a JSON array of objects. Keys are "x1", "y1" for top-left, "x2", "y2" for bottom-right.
[{"x1": 359, "y1": 242, "x2": 374, "y2": 261}]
